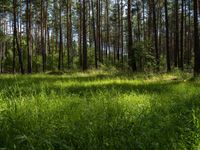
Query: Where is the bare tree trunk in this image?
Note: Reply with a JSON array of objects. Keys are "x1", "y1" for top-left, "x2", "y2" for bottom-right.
[
  {"x1": 91, "y1": 0, "x2": 98, "y2": 68},
  {"x1": 117, "y1": 0, "x2": 120, "y2": 61},
  {"x1": 179, "y1": 0, "x2": 184, "y2": 70},
  {"x1": 82, "y1": 0, "x2": 87, "y2": 71},
  {"x1": 27, "y1": 0, "x2": 32, "y2": 73},
  {"x1": 41, "y1": 0, "x2": 46, "y2": 72},
  {"x1": 120, "y1": 0, "x2": 124, "y2": 65},
  {"x1": 165, "y1": 0, "x2": 171, "y2": 72},
  {"x1": 67, "y1": 0, "x2": 72, "y2": 69},
  {"x1": 79, "y1": 0, "x2": 83, "y2": 68},
  {"x1": 13, "y1": 0, "x2": 24, "y2": 74},
  {"x1": 174, "y1": 0, "x2": 179, "y2": 67},
  {"x1": 58, "y1": 1, "x2": 63, "y2": 70},
  {"x1": 128, "y1": 0, "x2": 137, "y2": 71},
  {"x1": 96, "y1": 0, "x2": 101, "y2": 64},
  {"x1": 194, "y1": 0, "x2": 200, "y2": 76},
  {"x1": 152, "y1": 0, "x2": 159, "y2": 71}
]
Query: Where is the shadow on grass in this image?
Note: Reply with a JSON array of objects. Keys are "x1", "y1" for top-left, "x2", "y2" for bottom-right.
[
  {"x1": 0, "y1": 75, "x2": 199, "y2": 149},
  {"x1": 133, "y1": 93, "x2": 200, "y2": 150},
  {"x1": 54, "y1": 81, "x2": 180, "y2": 96},
  {"x1": 0, "y1": 76, "x2": 182, "y2": 99},
  {"x1": 0, "y1": 71, "x2": 168, "y2": 86}
]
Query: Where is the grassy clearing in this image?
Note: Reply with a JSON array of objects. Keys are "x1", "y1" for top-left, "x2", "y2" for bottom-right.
[{"x1": 0, "y1": 71, "x2": 199, "y2": 150}]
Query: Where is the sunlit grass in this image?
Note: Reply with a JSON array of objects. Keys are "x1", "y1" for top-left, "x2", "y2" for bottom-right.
[{"x1": 0, "y1": 71, "x2": 199, "y2": 149}]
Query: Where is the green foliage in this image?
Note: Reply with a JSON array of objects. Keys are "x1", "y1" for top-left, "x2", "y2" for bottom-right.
[
  {"x1": 0, "y1": 71, "x2": 199, "y2": 149},
  {"x1": 0, "y1": 28, "x2": 4, "y2": 41},
  {"x1": 135, "y1": 40, "x2": 156, "y2": 71}
]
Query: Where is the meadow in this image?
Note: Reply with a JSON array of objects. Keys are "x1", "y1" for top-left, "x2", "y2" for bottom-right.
[{"x1": 0, "y1": 71, "x2": 199, "y2": 150}]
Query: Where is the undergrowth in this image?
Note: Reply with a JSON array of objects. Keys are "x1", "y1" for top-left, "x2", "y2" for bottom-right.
[{"x1": 0, "y1": 71, "x2": 199, "y2": 149}]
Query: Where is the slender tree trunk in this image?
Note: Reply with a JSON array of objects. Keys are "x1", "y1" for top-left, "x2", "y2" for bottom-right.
[
  {"x1": 79, "y1": 0, "x2": 83, "y2": 68},
  {"x1": 82, "y1": 0, "x2": 87, "y2": 71},
  {"x1": 96, "y1": 0, "x2": 101, "y2": 64},
  {"x1": 27, "y1": 0, "x2": 32, "y2": 73},
  {"x1": 117, "y1": 0, "x2": 120, "y2": 61},
  {"x1": 147, "y1": 0, "x2": 153, "y2": 40},
  {"x1": 188, "y1": 0, "x2": 191, "y2": 65},
  {"x1": 13, "y1": 0, "x2": 24, "y2": 74},
  {"x1": 41, "y1": 0, "x2": 46, "y2": 72},
  {"x1": 45, "y1": 1, "x2": 48, "y2": 70},
  {"x1": 128, "y1": 0, "x2": 137, "y2": 71},
  {"x1": 100, "y1": 1, "x2": 103, "y2": 63},
  {"x1": 58, "y1": 2, "x2": 63, "y2": 70},
  {"x1": 47, "y1": 27, "x2": 51, "y2": 54},
  {"x1": 142, "y1": 0, "x2": 146, "y2": 41},
  {"x1": 179, "y1": 0, "x2": 184, "y2": 70},
  {"x1": 13, "y1": 20, "x2": 16, "y2": 73},
  {"x1": 121, "y1": 0, "x2": 124, "y2": 65},
  {"x1": 174, "y1": 0, "x2": 179, "y2": 67},
  {"x1": 194, "y1": 0, "x2": 200, "y2": 76},
  {"x1": 136, "y1": 0, "x2": 142, "y2": 70},
  {"x1": 152, "y1": 0, "x2": 159, "y2": 71},
  {"x1": 106, "y1": 0, "x2": 110, "y2": 61},
  {"x1": 67, "y1": 0, "x2": 72, "y2": 69},
  {"x1": 136, "y1": 0, "x2": 141, "y2": 42},
  {"x1": 91, "y1": 0, "x2": 98, "y2": 68},
  {"x1": 165, "y1": 0, "x2": 171, "y2": 72}
]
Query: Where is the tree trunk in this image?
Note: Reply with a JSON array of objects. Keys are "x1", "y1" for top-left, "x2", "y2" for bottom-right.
[
  {"x1": 82, "y1": 0, "x2": 87, "y2": 71},
  {"x1": 96, "y1": 0, "x2": 101, "y2": 64},
  {"x1": 58, "y1": 2, "x2": 63, "y2": 70},
  {"x1": 164, "y1": 0, "x2": 171, "y2": 72},
  {"x1": 67, "y1": 0, "x2": 72, "y2": 69},
  {"x1": 91, "y1": 0, "x2": 98, "y2": 68},
  {"x1": 13, "y1": 0, "x2": 24, "y2": 74},
  {"x1": 152, "y1": 0, "x2": 159, "y2": 71},
  {"x1": 41, "y1": 0, "x2": 46, "y2": 72},
  {"x1": 179, "y1": 0, "x2": 184, "y2": 70},
  {"x1": 128, "y1": 0, "x2": 137, "y2": 71},
  {"x1": 79, "y1": 0, "x2": 83, "y2": 68},
  {"x1": 193, "y1": 0, "x2": 200, "y2": 76},
  {"x1": 121, "y1": 0, "x2": 124, "y2": 65},
  {"x1": 27, "y1": 0, "x2": 32, "y2": 73},
  {"x1": 117, "y1": 0, "x2": 120, "y2": 61},
  {"x1": 174, "y1": 0, "x2": 179, "y2": 67}
]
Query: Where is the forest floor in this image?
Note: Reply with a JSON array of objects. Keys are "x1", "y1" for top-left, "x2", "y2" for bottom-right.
[{"x1": 0, "y1": 71, "x2": 199, "y2": 150}]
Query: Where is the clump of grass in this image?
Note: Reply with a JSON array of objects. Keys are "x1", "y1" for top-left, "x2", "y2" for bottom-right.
[
  {"x1": 0, "y1": 71, "x2": 199, "y2": 149},
  {"x1": 46, "y1": 71, "x2": 64, "y2": 75}
]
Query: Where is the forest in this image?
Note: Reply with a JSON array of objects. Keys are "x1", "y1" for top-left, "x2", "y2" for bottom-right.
[{"x1": 0, "y1": 0, "x2": 200, "y2": 149}]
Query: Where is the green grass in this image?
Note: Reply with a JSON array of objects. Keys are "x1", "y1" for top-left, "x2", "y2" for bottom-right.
[{"x1": 0, "y1": 71, "x2": 199, "y2": 150}]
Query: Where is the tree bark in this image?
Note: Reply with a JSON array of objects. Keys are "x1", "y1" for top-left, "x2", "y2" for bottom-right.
[
  {"x1": 174, "y1": 0, "x2": 179, "y2": 67},
  {"x1": 13, "y1": 0, "x2": 24, "y2": 74},
  {"x1": 193, "y1": 0, "x2": 200, "y2": 76},
  {"x1": 128, "y1": 0, "x2": 137, "y2": 71},
  {"x1": 27, "y1": 0, "x2": 32, "y2": 73},
  {"x1": 164, "y1": 0, "x2": 171, "y2": 72},
  {"x1": 91, "y1": 0, "x2": 98, "y2": 68},
  {"x1": 82, "y1": 0, "x2": 87, "y2": 71},
  {"x1": 152, "y1": 0, "x2": 159, "y2": 71}
]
